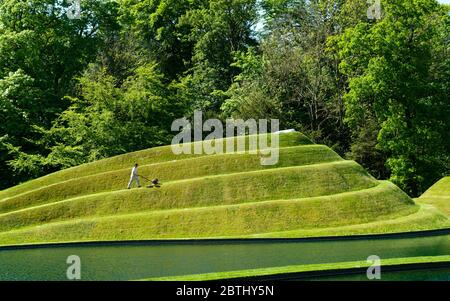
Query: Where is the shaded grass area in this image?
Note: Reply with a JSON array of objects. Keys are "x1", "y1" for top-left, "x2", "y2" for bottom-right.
[
  {"x1": 143, "y1": 256, "x2": 450, "y2": 281},
  {"x1": 0, "y1": 133, "x2": 311, "y2": 200},
  {"x1": 0, "y1": 161, "x2": 378, "y2": 231},
  {"x1": 0, "y1": 182, "x2": 418, "y2": 246},
  {"x1": 0, "y1": 145, "x2": 342, "y2": 212}
]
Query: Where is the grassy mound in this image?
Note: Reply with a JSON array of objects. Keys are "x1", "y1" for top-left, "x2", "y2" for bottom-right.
[
  {"x1": 421, "y1": 177, "x2": 450, "y2": 199},
  {"x1": 0, "y1": 182, "x2": 418, "y2": 244},
  {"x1": 0, "y1": 132, "x2": 447, "y2": 246},
  {"x1": 417, "y1": 177, "x2": 450, "y2": 217},
  {"x1": 0, "y1": 161, "x2": 379, "y2": 232}
]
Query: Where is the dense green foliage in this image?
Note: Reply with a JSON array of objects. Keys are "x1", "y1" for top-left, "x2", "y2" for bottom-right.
[
  {"x1": 336, "y1": 0, "x2": 450, "y2": 196},
  {"x1": 0, "y1": 0, "x2": 449, "y2": 197}
]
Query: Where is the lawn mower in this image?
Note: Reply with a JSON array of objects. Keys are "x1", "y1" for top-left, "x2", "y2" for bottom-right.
[{"x1": 140, "y1": 176, "x2": 162, "y2": 188}]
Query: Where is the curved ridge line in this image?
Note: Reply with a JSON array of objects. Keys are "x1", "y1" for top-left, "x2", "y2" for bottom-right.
[
  {"x1": 0, "y1": 160, "x2": 363, "y2": 215},
  {"x1": 0, "y1": 182, "x2": 410, "y2": 235},
  {"x1": 0, "y1": 144, "x2": 332, "y2": 202}
]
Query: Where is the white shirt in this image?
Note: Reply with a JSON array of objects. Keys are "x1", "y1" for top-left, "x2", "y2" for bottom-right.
[{"x1": 131, "y1": 166, "x2": 138, "y2": 177}]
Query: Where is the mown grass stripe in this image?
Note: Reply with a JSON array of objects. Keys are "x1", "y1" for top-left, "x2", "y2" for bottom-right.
[
  {"x1": 0, "y1": 204, "x2": 446, "y2": 248},
  {"x1": 0, "y1": 160, "x2": 370, "y2": 216},
  {"x1": 0, "y1": 132, "x2": 311, "y2": 199},
  {"x1": 141, "y1": 255, "x2": 450, "y2": 281},
  {"x1": 0, "y1": 145, "x2": 342, "y2": 206},
  {"x1": 0, "y1": 180, "x2": 386, "y2": 232},
  {"x1": 245, "y1": 203, "x2": 449, "y2": 239}
]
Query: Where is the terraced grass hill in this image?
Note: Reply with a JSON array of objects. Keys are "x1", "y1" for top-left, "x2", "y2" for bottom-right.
[
  {"x1": 0, "y1": 132, "x2": 448, "y2": 246},
  {"x1": 417, "y1": 177, "x2": 450, "y2": 217}
]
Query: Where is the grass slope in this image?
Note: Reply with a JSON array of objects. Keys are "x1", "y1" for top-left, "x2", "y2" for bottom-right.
[
  {"x1": 421, "y1": 177, "x2": 450, "y2": 198},
  {"x1": 0, "y1": 161, "x2": 378, "y2": 232},
  {"x1": 417, "y1": 177, "x2": 450, "y2": 217},
  {"x1": 0, "y1": 182, "x2": 419, "y2": 245},
  {"x1": 0, "y1": 133, "x2": 312, "y2": 200},
  {"x1": 0, "y1": 145, "x2": 342, "y2": 213},
  {"x1": 250, "y1": 204, "x2": 449, "y2": 238},
  {"x1": 0, "y1": 132, "x2": 447, "y2": 246}
]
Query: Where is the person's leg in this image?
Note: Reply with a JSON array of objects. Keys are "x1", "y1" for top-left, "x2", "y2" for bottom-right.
[
  {"x1": 136, "y1": 176, "x2": 141, "y2": 188},
  {"x1": 128, "y1": 177, "x2": 134, "y2": 189}
]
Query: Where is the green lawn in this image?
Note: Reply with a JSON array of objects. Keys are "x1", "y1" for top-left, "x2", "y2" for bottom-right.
[
  {"x1": 249, "y1": 203, "x2": 449, "y2": 238},
  {"x1": 417, "y1": 177, "x2": 450, "y2": 217},
  {"x1": 0, "y1": 132, "x2": 448, "y2": 247},
  {"x1": 0, "y1": 161, "x2": 381, "y2": 232},
  {"x1": 421, "y1": 177, "x2": 450, "y2": 199},
  {"x1": 0, "y1": 132, "x2": 312, "y2": 200},
  {"x1": 0, "y1": 145, "x2": 343, "y2": 213},
  {"x1": 0, "y1": 182, "x2": 427, "y2": 246}
]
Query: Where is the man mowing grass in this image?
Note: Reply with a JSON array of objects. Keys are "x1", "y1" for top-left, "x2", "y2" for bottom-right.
[{"x1": 127, "y1": 163, "x2": 141, "y2": 189}]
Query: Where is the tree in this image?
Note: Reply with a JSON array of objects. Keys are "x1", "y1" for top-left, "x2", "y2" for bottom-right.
[
  {"x1": 0, "y1": 0, "x2": 121, "y2": 188},
  {"x1": 338, "y1": 0, "x2": 450, "y2": 196},
  {"x1": 6, "y1": 62, "x2": 184, "y2": 175},
  {"x1": 222, "y1": 0, "x2": 359, "y2": 152},
  {"x1": 0, "y1": 70, "x2": 41, "y2": 185},
  {"x1": 119, "y1": 0, "x2": 203, "y2": 80},
  {"x1": 178, "y1": 0, "x2": 258, "y2": 114}
]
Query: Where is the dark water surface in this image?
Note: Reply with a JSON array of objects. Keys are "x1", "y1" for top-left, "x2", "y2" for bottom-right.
[{"x1": 0, "y1": 233, "x2": 448, "y2": 280}]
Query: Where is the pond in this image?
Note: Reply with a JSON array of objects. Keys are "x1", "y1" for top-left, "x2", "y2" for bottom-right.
[{"x1": 0, "y1": 232, "x2": 449, "y2": 281}]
